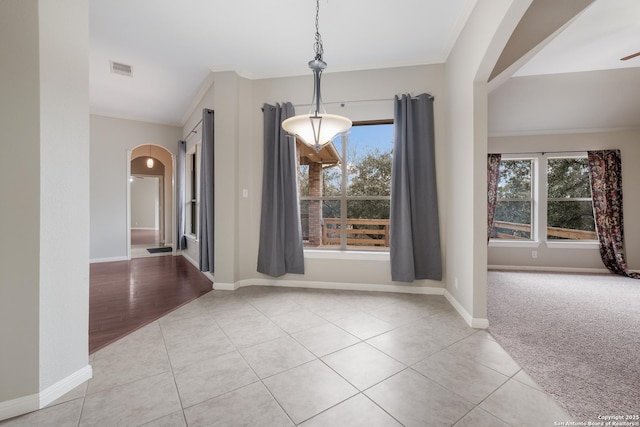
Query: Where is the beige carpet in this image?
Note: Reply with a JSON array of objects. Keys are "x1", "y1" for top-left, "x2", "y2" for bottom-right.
[{"x1": 488, "y1": 270, "x2": 640, "y2": 421}]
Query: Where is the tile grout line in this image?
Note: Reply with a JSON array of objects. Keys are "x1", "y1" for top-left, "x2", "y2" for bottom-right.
[{"x1": 205, "y1": 293, "x2": 298, "y2": 426}]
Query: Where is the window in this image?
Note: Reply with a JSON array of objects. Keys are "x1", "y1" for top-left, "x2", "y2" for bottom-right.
[
  {"x1": 491, "y1": 153, "x2": 596, "y2": 243},
  {"x1": 186, "y1": 147, "x2": 199, "y2": 236},
  {"x1": 298, "y1": 120, "x2": 393, "y2": 250},
  {"x1": 546, "y1": 157, "x2": 595, "y2": 240},
  {"x1": 493, "y1": 159, "x2": 534, "y2": 240}
]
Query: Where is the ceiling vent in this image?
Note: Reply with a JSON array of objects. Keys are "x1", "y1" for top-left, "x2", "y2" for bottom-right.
[{"x1": 110, "y1": 61, "x2": 133, "y2": 77}]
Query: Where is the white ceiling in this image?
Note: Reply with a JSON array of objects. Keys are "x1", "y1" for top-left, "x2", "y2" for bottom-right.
[
  {"x1": 489, "y1": 0, "x2": 640, "y2": 136},
  {"x1": 90, "y1": 0, "x2": 640, "y2": 128},
  {"x1": 515, "y1": 0, "x2": 640, "y2": 76},
  {"x1": 89, "y1": 0, "x2": 475, "y2": 125}
]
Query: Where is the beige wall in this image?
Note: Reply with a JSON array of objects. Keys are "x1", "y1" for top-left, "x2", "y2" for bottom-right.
[
  {"x1": 1, "y1": 0, "x2": 91, "y2": 417},
  {"x1": 444, "y1": 0, "x2": 533, "y2": 323},
  {"x1": 0, "y1": 0, "x2": 41, "y2": 405},
  {"x1": 488, "y1": 130, "x2": 640, "y2": 271},
  {"x1": 90, "y1": 115, "x2": 181, "y2": 261}
]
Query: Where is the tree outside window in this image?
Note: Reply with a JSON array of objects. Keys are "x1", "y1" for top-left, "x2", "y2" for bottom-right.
[
  {"x1": 491, "y1": 154, "x2": 596, "y2": 242},
  {"x1": 494, "y1": 159, "x2": 534, "y2": 240},
  {"x1": 547, "y1": 157, "x2": 595, "y2": 240}
]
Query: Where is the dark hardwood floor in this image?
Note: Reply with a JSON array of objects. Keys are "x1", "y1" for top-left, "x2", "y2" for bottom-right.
[{"x1": 90, "y1": 255, "x2": 212, "y2": 354}]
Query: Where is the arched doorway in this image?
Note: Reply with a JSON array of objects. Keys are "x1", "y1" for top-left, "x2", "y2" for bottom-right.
[{"x1": 129, "y1": 144, "x2": 174, "y2": 258}]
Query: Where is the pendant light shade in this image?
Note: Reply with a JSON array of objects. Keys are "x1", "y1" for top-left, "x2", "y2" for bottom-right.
[
  {"x1": 282, "y1": 0, "x2": 351, "y2": 152},
  {"x1": 282, "y1": 113, "x2": 351, "y2": 150},
  {"x1": 147, "y1": 145, "x2": 154, "y2": 168}
]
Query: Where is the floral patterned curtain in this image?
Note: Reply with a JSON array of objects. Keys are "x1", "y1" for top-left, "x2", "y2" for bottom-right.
[
  {"x1": 587, "y1": 150, "x2": 639, "y2": 278},
  {"x1": 487, "y1": 154, "x2": 502, "y2": 242}
]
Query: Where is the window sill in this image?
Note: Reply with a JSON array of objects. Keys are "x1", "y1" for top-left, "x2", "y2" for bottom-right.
[
  {"x1": 545, "y1": 241, "x2": 599, "y2": 249},
  {"x1": 304, "y1": 249, "x2": 390, "y2": 261},
  {"x1": 489, "y1": 240, "x2": 540, "y2": 248}
]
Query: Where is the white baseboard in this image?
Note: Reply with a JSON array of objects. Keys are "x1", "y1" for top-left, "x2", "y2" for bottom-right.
[
  {"x1": 213, "y1": 282, "x2": 237, "y2": 291},
  {"x1": 90, "y1": 256, "x2": 129, "y2": 264},
  {"x1": 131, "y1": 227, "x2": 158, "y2": 230},
  {"x1": 443, "y1": 290, "x2": 489, "y2": 329},
  {"x1": 488, "y1": 265, "x2": 610, "y2": 274},
  {"x1": 0, "y1": 365, "x2": 92, "y2": 422},
  {"x1": 0, "y1": 393, "x2": 38, "y2": 422},
  {"x1": 235, "y1": 278, "x2": 446, "y2": 295},
  {"x1": 39, "y1": 365, "x2": 92, "y2": 408}
]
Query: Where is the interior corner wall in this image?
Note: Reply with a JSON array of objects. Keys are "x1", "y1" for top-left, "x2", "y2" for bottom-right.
[
  {"x1": 488, "y1": 130, "x2": 640, "y2": 271},
  {"x1": 444, "y1": 0, "x2": 533, "y2": 322},
  {"x1": 0, "y1": 0, "x2": 42, "y2": 405},
  {"x1": 180, "y1": 71, "x2": 246, "y2": 285},
  {"x1": 90, "y1": 115, "x2": 181, "y2": 262},
  {"x1": 1, "y1": 0, "x2": 91, "y2": 417},
  {"x1": 38, "y1": 0, "x2": 91, "y2": 392}
]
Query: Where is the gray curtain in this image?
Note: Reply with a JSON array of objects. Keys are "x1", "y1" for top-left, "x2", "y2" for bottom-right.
[
  {"x1": 257, "y1": 103, "x2": 305, "y2": 276},
  {"x1": 390, "y1": 94, "x2": 442, "y2": 282},
  {"x1": 175, "y1": 140, "x2": 187, "y2": 250},
  {"x1": 199, "y1": 109, "x2": 214, "y2": 272}
]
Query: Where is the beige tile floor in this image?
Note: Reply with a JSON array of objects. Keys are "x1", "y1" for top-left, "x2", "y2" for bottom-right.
[{"x1": 1, "y1": 286, "x2": 573, "y2": 427}]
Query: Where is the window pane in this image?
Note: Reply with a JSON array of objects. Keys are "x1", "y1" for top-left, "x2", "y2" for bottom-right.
[
  {"x1": 494, "y1": 159, "x2": 533, "y2": 240},
  {"x1": 298, "y1": 122, "x2": 393, "y2": 251},
  {"x1": 346, "y1": 124, "x2": 393, "y2": 196},
  {"x1": 321, "y1": 200, "x2": 341, "y2": 249},
  {"x1": 547, "y1": 158, "x2": 591, "y2": 198},
  {"x1": 323, "y1": 165, "x2": 342, "y2": 196},
  {"x1": 346, "y1": 200, "x2": 390, "y2": 249},
  {"x1": 494, "y1": 201, "x2": 532, "y2": 240},
  {"x1": 298, "y1": 164, "x2": 309, "y2": 197},
  {"x1": 546, "y1": 157, "x2": 595, "y2": 240},
  {"x1": 498, "y1": 160, "x2": 532, "y2": 199},
  {"x1": 547, "y1": 201, "x2": 596, "y2": 240}
]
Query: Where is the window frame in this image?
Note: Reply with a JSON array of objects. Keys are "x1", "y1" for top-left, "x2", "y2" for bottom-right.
[
  {"x1": 492, "y1": 155, "x2": 537, "y2": 243},
  {"x1": 490, "y1": 151, "x2": 598, "y2": 248},
  {"x1": 299, "y1": 119, "x2": 394, "y2": 252},
  {"x1": 186, "y1": 145, "x2": 199, "y2": 238}
]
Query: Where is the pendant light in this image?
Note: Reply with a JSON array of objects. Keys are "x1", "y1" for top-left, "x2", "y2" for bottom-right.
[
  {"x1": 146, "y1": 145, "x2": 154, "y2": 168},
  {"x1": 282, "y1": 0, "x2": 351, "y2": 152}
]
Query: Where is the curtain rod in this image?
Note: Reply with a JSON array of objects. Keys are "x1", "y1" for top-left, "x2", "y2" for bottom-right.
[
  {"x1": 494, "y1": 150, "x2": 590, "y2": 156},
  {"x1": 186, "y1": 119, "x2": 203, "y2": 137},
  {"x1": 260, "y1": 94, "x2": 434, "y2": 111},
  {"x1": 293, "y1": 94, "x2": 434, "y2": 109}
]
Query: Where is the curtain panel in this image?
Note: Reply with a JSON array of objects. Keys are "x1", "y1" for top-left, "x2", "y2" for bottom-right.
[
  {"x1": 257, "y1": 103, "x2": 305, "y2": 277},
  {"x1": 175, "y1": 140, "x2": 187, "y2": 250},
  {"x1": 587, "y1": 150, "x2": 639, "y2": 279},
  {"x1": 199, "y1": 109, "x2": 214, "y2": 272},
  {"x1": 390, "y1": 93, "x2": 442, "y2": 282},
  {"x1": 487, "y1": 153, "x2": 502, "y2": 242}
]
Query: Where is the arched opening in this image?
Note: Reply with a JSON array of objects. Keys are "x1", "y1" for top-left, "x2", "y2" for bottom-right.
[{"x1": 129, "y1": 144, "x2": 174, "y2": 258}]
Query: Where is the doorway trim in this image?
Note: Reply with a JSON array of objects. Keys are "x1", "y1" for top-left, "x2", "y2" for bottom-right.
[{"x1": 126, "y1": 145, "x2": 176, "y2": 260}]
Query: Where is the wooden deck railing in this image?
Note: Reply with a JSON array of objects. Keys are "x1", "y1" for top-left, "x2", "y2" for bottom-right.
[
  {"x1": 323, "y1": 218, "x2": 390, "y2": 247},
  {"x1": 493, "y1": 221, "x2": 597, "y2": 240}
]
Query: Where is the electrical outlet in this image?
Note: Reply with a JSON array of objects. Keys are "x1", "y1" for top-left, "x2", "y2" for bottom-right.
[
  {"x1": 242, "y1": 189, "x2": 248, "y2": 198},
  {"x1": 532, "y1": 250, "x2": 538, "y2": 259}
]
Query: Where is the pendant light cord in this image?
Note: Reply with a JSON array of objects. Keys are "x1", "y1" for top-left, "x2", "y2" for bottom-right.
[{"x1": 313, "y1": 0, "x2": 324, "y2": 60}]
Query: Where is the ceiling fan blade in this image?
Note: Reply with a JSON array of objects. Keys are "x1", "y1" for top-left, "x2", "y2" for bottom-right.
[{"x1": 620, "y1": 51, "x2": 640, "y2": 61}]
